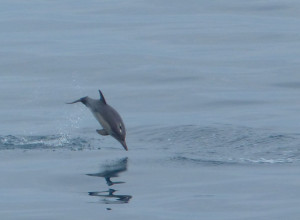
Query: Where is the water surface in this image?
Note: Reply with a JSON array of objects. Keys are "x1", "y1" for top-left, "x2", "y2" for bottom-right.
[{"x1": 0, "y1": 0, "x2": 300, "y2": 219}]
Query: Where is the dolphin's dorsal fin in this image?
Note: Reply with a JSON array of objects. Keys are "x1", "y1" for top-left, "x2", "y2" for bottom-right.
[{"x1": 98, "y1": 90, "x2": 107, "y2": 104}]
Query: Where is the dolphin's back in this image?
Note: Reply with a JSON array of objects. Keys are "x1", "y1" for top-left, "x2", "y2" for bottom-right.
[{"x1": 86, "y1": 98, "x2": 126, "y2": 136}]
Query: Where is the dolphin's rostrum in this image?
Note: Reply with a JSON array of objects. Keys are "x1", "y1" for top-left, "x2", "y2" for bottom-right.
[{"x1": 67, "y1": 90, "x2": 128, "y2": 151}]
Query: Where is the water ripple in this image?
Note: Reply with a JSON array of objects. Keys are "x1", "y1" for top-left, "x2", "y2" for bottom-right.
[{"x1": 131, "y1": 125, "x2": 300, "y2": 165}]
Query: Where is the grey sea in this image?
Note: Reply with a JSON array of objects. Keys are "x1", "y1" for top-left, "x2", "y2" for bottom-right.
[{"x1": 1, "y1": 0, "x2": 300, "y2": 219}]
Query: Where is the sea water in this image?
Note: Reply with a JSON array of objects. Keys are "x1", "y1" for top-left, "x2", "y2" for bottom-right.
[{"x1": 0, "y1": 0, "x2": 300, "y2": 219}]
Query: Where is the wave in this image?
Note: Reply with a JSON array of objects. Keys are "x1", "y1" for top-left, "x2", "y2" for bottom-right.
[{"x1": 1, "y1": 125, "x2": 299, "y2": 164}]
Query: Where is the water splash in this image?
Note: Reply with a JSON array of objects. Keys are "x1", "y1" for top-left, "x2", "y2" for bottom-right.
[{"x1": 0, "y1": 134, "x2": 92, "y2": 150}]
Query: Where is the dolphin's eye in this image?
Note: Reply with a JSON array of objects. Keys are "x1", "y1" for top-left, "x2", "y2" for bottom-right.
[{"x1": 119, "y1": 124, "x2": 122, "y2": 133}]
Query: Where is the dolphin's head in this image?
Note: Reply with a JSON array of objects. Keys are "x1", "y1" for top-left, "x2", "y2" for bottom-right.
[{"x1": 111, "y1": 121, "x2": 128, "y2": 151}]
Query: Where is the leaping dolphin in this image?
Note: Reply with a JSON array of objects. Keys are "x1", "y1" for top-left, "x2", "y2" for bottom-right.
[{"x1": 67, "y1": 90, "x2": 128, "y2": 151}]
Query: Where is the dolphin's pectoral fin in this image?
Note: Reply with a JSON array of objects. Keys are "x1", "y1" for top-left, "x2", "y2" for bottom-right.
[{"x1": 96, "y1": 129, "x2": 109, "y2": 136}]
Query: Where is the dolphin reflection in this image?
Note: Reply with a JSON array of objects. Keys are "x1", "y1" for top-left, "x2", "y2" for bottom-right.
[
  {"x1": 86, "y1": 157, "x2": 132, "y2": 204},
  {"x1": 88, "y1": 189, "x2": 132, "y2": 204}
]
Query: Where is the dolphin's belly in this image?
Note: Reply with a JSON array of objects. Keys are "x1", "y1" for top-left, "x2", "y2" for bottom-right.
[{"x1": 92, "y1": 112, "x2": 111, "y2": 133}]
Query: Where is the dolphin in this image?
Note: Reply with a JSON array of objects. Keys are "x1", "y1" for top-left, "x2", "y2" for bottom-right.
[{"x1": 67, "y1": 90, "x2": 128, "y2": 151}]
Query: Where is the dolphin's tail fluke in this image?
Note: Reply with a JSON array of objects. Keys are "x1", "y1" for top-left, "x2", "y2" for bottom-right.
[
  {"x1": 66, "y1": 98, "x2": 82, "y2": 104},
  {"x1": 66, "y1": 96, "x2": 88, "y2": 105}
]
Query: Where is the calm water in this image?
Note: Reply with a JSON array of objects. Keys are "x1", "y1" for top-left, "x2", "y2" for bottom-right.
[{"x1": 0, "y1": 0, "x2": 300, "y2": 219}]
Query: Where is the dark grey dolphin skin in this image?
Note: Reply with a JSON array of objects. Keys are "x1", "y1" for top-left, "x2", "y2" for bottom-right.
[{"x1": 67, "y1": 90, "x2": 128, "y2": 151}]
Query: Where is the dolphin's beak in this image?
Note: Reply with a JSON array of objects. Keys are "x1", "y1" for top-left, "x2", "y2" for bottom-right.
[{"x1": 120, "y1": 140, "x2": 128, "y2": 151}]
